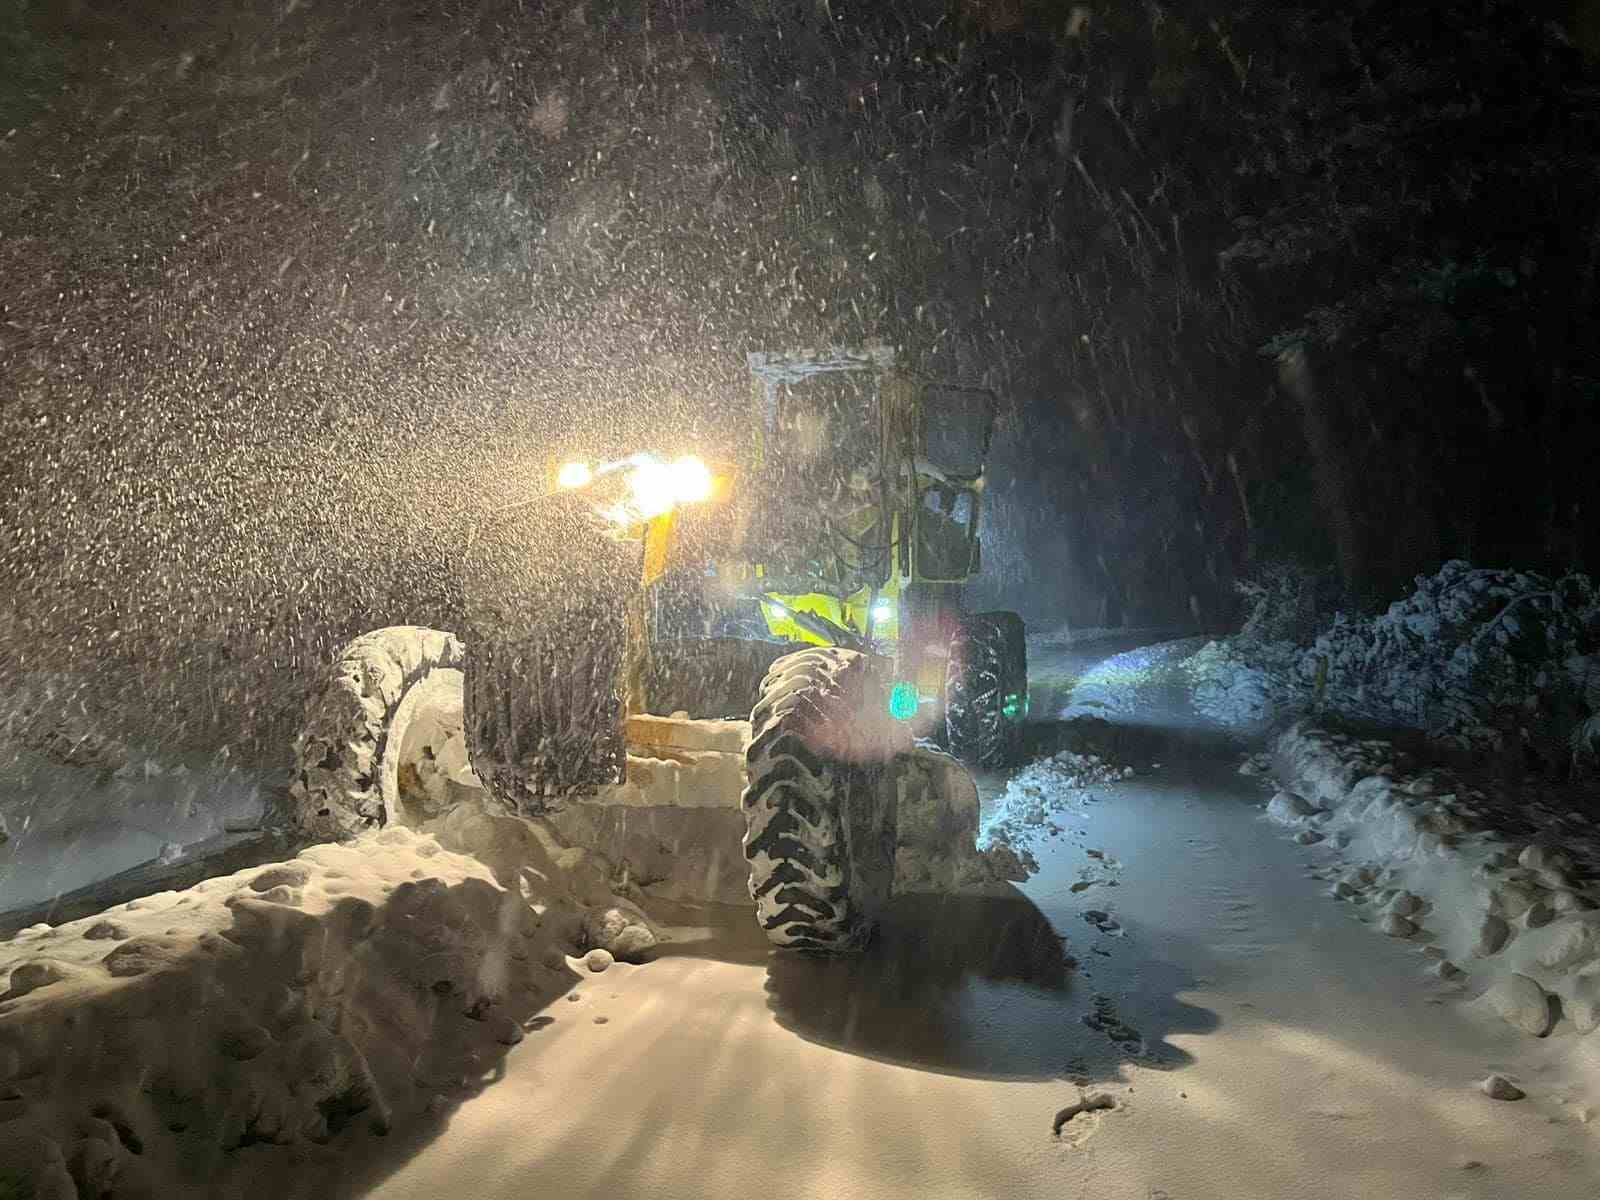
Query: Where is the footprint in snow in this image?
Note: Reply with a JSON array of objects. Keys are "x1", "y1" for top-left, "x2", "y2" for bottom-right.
[{"x1": 1053, "y1": 1092, "x2": 1117, "y2": 1137}]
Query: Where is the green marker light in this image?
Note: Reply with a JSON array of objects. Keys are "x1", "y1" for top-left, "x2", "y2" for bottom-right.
[{"x1": 889, "y1": 681, "x2": 919, "y2": 721}]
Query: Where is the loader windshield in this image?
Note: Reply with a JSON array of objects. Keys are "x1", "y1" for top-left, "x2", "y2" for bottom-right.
[{"x1": 774, "y1": 373, "x2": 879, "y2": 490}]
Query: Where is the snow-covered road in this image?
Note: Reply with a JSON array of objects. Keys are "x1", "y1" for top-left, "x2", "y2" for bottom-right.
[{"x1": 351, "y1": 637, "x2": 1600, "y2": 1200}]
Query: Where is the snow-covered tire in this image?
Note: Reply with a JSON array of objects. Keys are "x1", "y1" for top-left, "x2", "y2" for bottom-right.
[
  {"x1": 945, "y1": 611, "x2": 1027, "y2": 767},
  {"x1": 742, "y1": 647, "x2": 901, "y2": 951},
  {"x1": 289, "y1": 626, "x2": 466, "y2": 842}
]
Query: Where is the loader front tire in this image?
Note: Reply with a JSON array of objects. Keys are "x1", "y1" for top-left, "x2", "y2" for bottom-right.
[{"x1": 742, "y1": 648, "x2": 899, "y2": 951}]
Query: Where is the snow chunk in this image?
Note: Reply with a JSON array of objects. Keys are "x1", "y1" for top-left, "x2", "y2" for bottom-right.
[
  {"x1": 1481, "y1": 973, "x2": 1554, "y2": 1037},
  {"x1": 1480, "y1": 1074, "x2": 1526, "y2": 1101},
  {"x1": 1380, "y1": 913, "x2": 1418, "y2": 938},
  {"x1": 1534, "y1": 914, "x2": 1600, "y2": 972},
  {"x1": 1386, "y1": 892, "x2": 1423, "y2": 917},
  {"x1": 979, "y1": 735, "x2": 1143, "y2": 865},
  {"x1": 1267, "y1": 791, "x2": 1319, "y2": 825},
  {"x1": 581, "y1": 904, "x2": 658, "y2": 961}
]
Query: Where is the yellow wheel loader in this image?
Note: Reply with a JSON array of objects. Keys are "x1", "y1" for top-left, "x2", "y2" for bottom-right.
[{"x1": 288, "y1": 345, "x2": 1025, "y2": 951}]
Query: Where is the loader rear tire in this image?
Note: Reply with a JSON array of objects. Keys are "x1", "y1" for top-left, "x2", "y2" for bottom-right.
[
  {"x1": 288, "y1": 626, "x2": 468, "y2": 842},
  {"x1": 945, "y1": 611, "x2": 1027, "y2": 767},
  {"x1": 742, "y1": 647, "x2": 900, "y2": 951}
]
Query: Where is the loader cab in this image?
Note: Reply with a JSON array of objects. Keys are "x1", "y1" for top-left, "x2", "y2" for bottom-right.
[{"x1": 911, "y1": 384, "x2": 994, "y2": 584}]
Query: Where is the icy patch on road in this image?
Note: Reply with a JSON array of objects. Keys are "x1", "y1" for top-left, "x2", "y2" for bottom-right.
[{"x1": 1266, "y1": 721, "x2": 1600, "y2": 1046}]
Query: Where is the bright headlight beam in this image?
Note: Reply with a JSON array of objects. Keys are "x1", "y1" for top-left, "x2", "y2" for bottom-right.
[
  {"x1": 668, "y1": 455, "x2": 713, "y2": 504},
  {"x1": 627, "y1": 459, "x2": 677, "y2": 519},
  {"x1": 556, "y1": 461, "x2": 593, "y2": 489}
]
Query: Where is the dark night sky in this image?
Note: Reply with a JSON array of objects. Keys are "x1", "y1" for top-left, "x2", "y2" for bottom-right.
[{"x1": 2, "y1": 0, "x2": 1598, "y2": 757}]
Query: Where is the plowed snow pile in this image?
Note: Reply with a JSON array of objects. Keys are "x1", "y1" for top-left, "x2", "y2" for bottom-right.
[
  {"x1": 979, "y1": 744, "x2": 1141, "y2": 871},
  {"x1": 1264, "y1": 721, "x2": 1600, "y2": 1043},
  {"x1": 0, "y1": 818, "x2": 655, "y2": 1199}
]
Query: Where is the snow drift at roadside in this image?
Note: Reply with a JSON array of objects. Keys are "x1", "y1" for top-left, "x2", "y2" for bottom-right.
[
  {"x1": 1264, "y1": 721, "x2": 1600, "y2": 1042},
  {"x1": 0, "y1": 820, "x2": 655, "y2": 1200},
  {"x1": 1190, "y1": 560, "x2": 1600, "y2": 768}
]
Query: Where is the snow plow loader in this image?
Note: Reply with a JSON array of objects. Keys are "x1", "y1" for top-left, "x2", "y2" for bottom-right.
[{"x1": 288, "y1": 345, "x2": 1026, "y2": 951}]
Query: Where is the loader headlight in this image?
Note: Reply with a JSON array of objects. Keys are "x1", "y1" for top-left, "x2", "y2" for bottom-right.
[
  {"x1": 556, "y1": 460, "x2": 594, "y2": 490},
  {"x1": 568, "y1": 451, "x2": 721, "y2": 532},
  {"x1": 624, "y1": 454, "x2": 714, "y2": 519},
  {"x1": 627, "y1": 458, "x2": 678, "y2": 519},
  {"x1": 668, "y1": 455, "x2": 713, "y2": 504}
]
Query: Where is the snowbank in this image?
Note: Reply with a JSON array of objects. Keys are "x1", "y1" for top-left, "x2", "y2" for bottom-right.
[
  {"x1": 0, "y1": 822, "x2": 654, "y2": 1199},
  {"x1": 1189, "y1": 561, "x2": 1600, "y2": 764},
  {"x1": 1184, "y1": 637, "x2": 1298, "y2": 733},
  {"x1": 1300, "y1": 562, "x2": 1600, "y2": 760},
  {"x1": 1267, "y1": 721, "x2": 1600, "y2": 1041}
]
